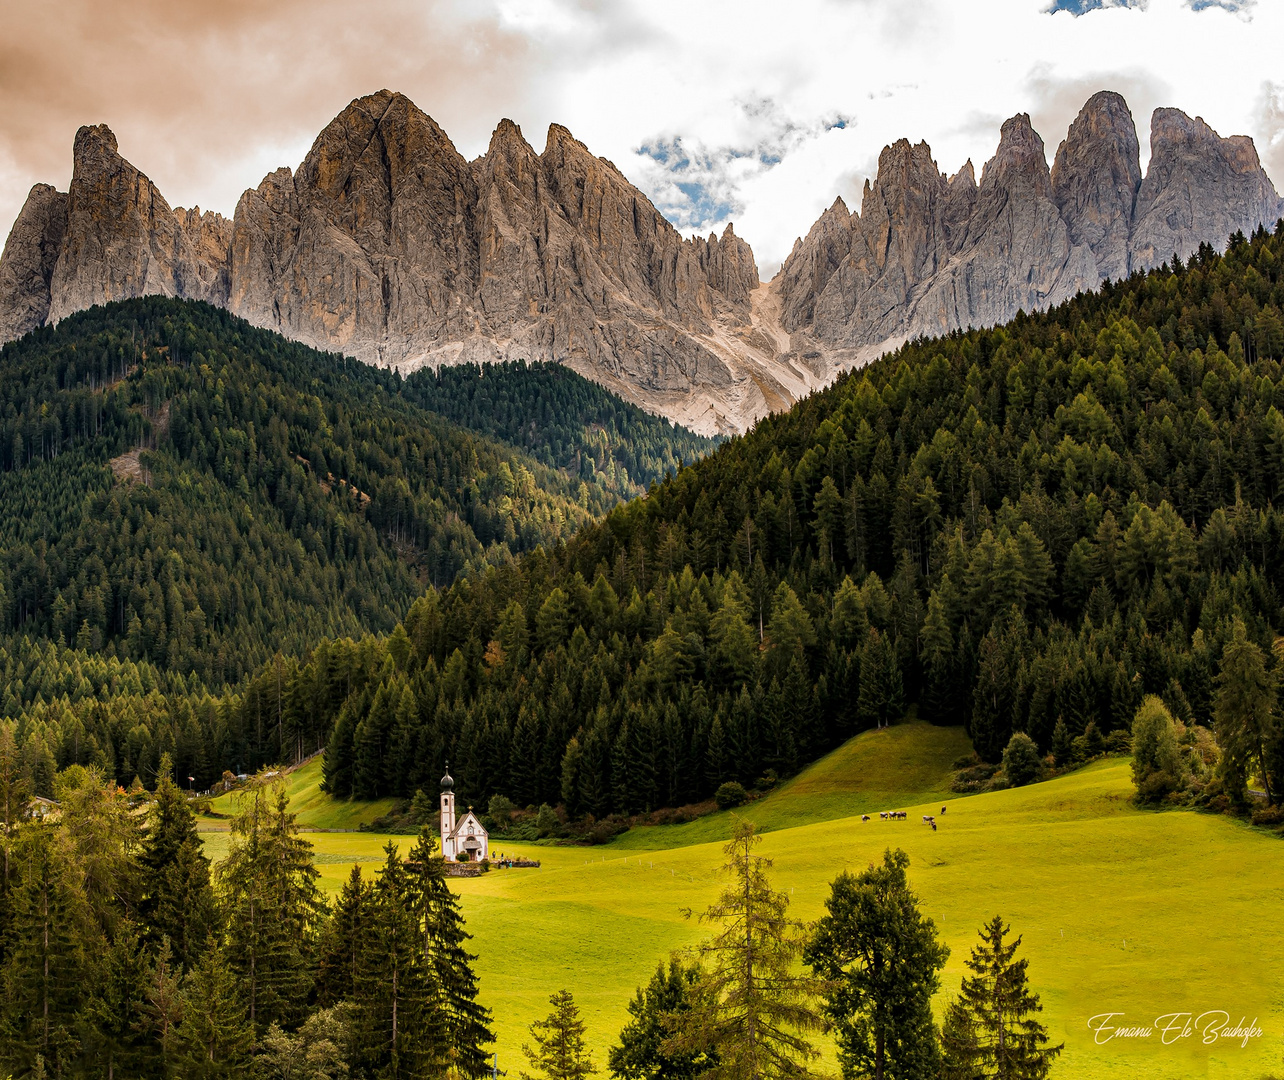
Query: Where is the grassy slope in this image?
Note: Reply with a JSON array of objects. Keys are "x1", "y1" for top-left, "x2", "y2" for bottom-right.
[
  {"x1": 199, "y1": 730, "x2": 1284, "y2": 1080},
  {"x1": 612, "y1": 720, "x2": 973, "y2": 849},
  {"x1": 201, "y1": 756, "x2": 398, "y2": 831}
]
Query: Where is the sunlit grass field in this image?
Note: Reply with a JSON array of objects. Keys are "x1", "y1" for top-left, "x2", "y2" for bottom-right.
[
  {"x1": 202, "y1": 755, "x2": 398, "y2": 830},
  {"x1": 199, "y1": 725, "x2": 1284, "y2": 1080}
]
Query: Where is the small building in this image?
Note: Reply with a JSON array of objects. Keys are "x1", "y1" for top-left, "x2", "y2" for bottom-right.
[{"x1": 439, "y1": 766, "x2": 488, "y2": 863}]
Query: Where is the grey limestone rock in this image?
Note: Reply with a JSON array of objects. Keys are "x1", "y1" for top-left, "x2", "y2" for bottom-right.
[
  {"x1": 1051, "y1": 90, "x2": 1141, "y2": 283},
  {"x1": 0, "y1": 183, "x2": 68, "y2": 342},
  {"x1": 1130, "y1": 107, "x2": 1282, "y2": 270}
]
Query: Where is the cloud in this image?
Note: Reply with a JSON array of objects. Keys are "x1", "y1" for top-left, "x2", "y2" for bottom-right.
[
  {"x1": 2, "y1": 0, "x2": 1283, "y2": 279},
  {"x1": 0, "y1": 0, "x2": 538, "y2": 227},
  {"x1": 1255, "y1": 82, "x2": 1284, "y2": 189}
]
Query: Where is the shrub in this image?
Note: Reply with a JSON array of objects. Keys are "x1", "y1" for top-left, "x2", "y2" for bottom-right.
[
  {"x1": 1002, "y1": 732, "x2": 1042, "y2": 787},
  {"x1": 1251, "y1": 805, "x2": 1284, "y2": 827},
  {"x1": 714, "y1": 781, "x2": 748, "y2": 810},
  {"x1": 486, "y1": 793, "x2": 516, "y2": 831},
  {"x1": 535, "y1": 803, "x2": 559, "y2": 837},
  {"x1": 1131, "y1": 696, "x2": 1187, "y2": 803},
  {"x1": 586, "y1": 818, "x2": 628, "y2": 844}
]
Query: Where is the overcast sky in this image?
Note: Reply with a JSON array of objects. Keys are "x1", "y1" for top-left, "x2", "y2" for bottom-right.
[{"x1": 1, "y1": 0, "x2": 1280, "y2": 277}]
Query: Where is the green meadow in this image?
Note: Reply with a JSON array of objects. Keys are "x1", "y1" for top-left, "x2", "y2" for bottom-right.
[{"x1": 199, "y1": 725, "x2": 1284, "y2": 1080}]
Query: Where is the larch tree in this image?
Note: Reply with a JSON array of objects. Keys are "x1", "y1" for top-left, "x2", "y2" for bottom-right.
[{"x1": 664, "y1": 819, "x2": 825, "y2": 1080}]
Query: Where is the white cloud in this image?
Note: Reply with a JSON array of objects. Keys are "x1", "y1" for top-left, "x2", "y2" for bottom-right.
[{"x1": 1, "y1": 0, "x2": 1281, "y2": 279}]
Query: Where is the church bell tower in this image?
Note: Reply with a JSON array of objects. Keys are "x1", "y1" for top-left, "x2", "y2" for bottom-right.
[{"x1": 440, "y1": 765, "x2": 456, "y2": 859}]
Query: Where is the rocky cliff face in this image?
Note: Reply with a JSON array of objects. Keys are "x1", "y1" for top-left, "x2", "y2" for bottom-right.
[
  {"x1": 3, "y1": 89, "x2": 1280, "y2": 434},
  {"x1": 1050, "y1": 90, "x2": 1141, "y2": 282},
  {"x1": 0, "y1": 183, "x2": 67, "y2": 342},
  {"x1": 777, "y1": 92, "x2": 1283, "y2": 361},
  {"x1": 224, "y1": 91, "x2": 773, "y2": 431},
  {"x1": 46, "y1": 124, "x2": 230, "y2": 324},
  {"x1": 1130, "y1": 108, "x2": 1284, "y2": 269}
]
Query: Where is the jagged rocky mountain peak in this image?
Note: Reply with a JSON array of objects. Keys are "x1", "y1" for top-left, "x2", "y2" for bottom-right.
[
  {"x1": 1049, "y1": 90, "x2": 1141, "y2": 282},
  {"x1": 983, "y1": 112, "x2": 1053, "y2": 194},
  {"x1": 2, "y1": 88, "x2": 1281, "y2": 435},
  {"x1": 73, "y1": 123, "x2": 119, "y2": 161}
]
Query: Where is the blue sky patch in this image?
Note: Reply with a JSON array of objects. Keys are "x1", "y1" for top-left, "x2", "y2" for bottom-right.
[{"x1": 1048, "y1": 0, "x2": 1140, "y2": 12}]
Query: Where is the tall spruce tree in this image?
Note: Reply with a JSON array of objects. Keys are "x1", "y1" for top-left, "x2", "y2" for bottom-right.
[
  {"x1": 407, "y1": 828, "x2": 494, "y2": 1078},
  {"x1": 0, "y1": 723, "x2": 28, "y2": 966},
  {"x1": 523, "y1": 990, "x2": 597, "y2": 1080},
  {"x1": 353, "y1": 842, "x2": 436, "y2": 1080},
  {"x1": 141, "y1": 771, "x2": 217, "y2": 970},
  {"x1": 939, "y1": 917, "x2": 1062, "y2": 1080},
  {"x1": 609, "y1": 958, "x2": 714, "y2": 1080},
  {"x1": 172, "y1": 940, "x2": 255, "y2": 1080},
  {"x1": 0, "y1": 824, "x2": 87, "y2": 1077},
  {"x1": 1214, "y1": 620, "x2": 1278, "y2": 806},
  {"x1": 665, "y1": 820, "x2": 825, "y2": 1080},
  {"x1": 317, "y1": 865, "x2": 374, "y2": 1007},
  {"x1": 81, "y1": 923, "x2": 157, "y2": 1080},
  {"x1": 218, "y1": 776, "x2": 322, "y2": 1030},
  {"x1": 806, "y1": 849, "x2": 949, "y2": 1080}
]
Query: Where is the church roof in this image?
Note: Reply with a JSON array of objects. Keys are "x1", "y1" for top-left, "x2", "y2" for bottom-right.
[{"x1": 446, "y1": 808, "x2": 487, "y2": 842}]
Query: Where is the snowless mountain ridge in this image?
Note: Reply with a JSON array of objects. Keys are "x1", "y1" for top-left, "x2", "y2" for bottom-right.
[{"x1": 1, "y1": 90, "x2": 1279, "y2": 435}]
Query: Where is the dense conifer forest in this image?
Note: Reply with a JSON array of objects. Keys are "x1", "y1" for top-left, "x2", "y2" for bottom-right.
[{"x1": 5, "y1": 227, "x2": 1284, "y2": 812}]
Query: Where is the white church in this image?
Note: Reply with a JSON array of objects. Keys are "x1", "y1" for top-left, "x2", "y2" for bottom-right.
[{"x1": 439, "y1": 766, "x2": 489, "y2": 862}]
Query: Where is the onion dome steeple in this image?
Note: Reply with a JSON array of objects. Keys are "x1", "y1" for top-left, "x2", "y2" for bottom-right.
[{"x1": 440, "y1": 764, "x2": 454, "y2": 792}]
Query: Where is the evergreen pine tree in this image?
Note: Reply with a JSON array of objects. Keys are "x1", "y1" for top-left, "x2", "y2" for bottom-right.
[
  {"x1": 141, "y1": 772, "x2": 217, "y2": 970},
  {"x1": 353, "y1": 842, "x2": 433, "y2": 1079},
  {"x1": 408, "y1": 828, "x2": 494, "y2": 1078},
  {"x1": 1050, "y1": 718, "x2": 1073, "y2": 768},
  {"x1": 523, "y1": 990, "x2": 597, "y2": 1080},
  {"x1": 1214, "y1": 619, "x2": 1277, "y2": 806},
  {"x1": 608, "y1": 959, "x2": 713, "y2": 1080},
  {"x1": 0, "y1": 723, "x2": 29, "y2": 968},
  {"x1": 0, "y1": 824, "x2": 86, "y2": 1077},
  {"x1": 806, "y1": 849, "x2": 949, "y2": 1080},
  {"x1": 218, "y1": 777, "x2": 322, "y2": 1030},
  {"x1": 939, "y1": 917, "x2": 1062, "y2": 1080},
  {"x1": 858, "y1": 630, "x2": 904, "y2": 731},
  {"x1": 172, "y1": 941, "x2": 254, "y2": 1079},
  {"x1": 143, "y1": 938, "x2": 185, "y2": 1067},
  {"x1": 316, "y1": 865, "x2": 373, "y2": 1007},
  {"x1": 81, "y1": 922, "x2": 157, "y2": 1079}
]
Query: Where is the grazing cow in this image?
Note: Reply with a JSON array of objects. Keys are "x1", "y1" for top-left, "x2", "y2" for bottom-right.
[
  {"x1": 862, "y1": 815, "x2": 870, "y2": 822},
  {"x1": 931, "y1": 822, "x2": 937, "y2": 832},
  {"x1": 880, "y1": 812, "x2": 888, "y2": 820},
  {"x1": 941, "y1": 805, "x2": 947, "y2": 815}
]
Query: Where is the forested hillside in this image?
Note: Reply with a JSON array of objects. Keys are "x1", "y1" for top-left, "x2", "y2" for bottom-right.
[
  {"x1": 401, "y1": 361, "x2": 714, "y2": 500},
  {"x1": 316, "y1": 226, "x2": 1284, "y2": 813},
  {"x1": 10, "y1": 227, "x2": 1284, "y2": 805},
  {"x1": 0, "y1": 299, "x2": 708, "y2": 724}
]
